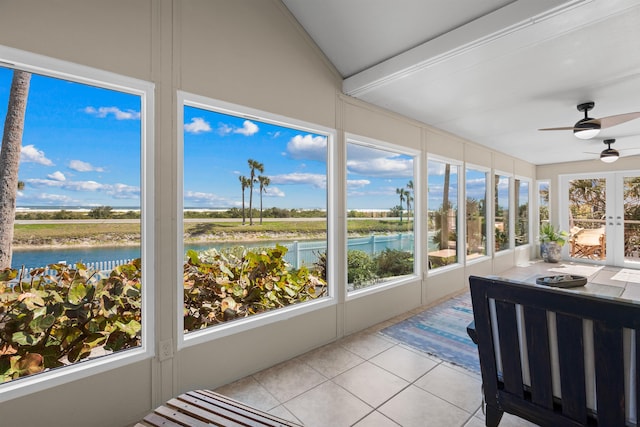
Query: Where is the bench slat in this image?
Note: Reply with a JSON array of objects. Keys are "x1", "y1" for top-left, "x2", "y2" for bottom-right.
[
  {"x1": 167, "y1": 397, "x2": 249, "y2": 427},
  {"x1": 196, "y1": 390, "x2": 295, "y2": 425},
  {"x1": 593, "y1": 321, "x2": 625, "y2": 426},
  {"x1": 523, "y1": 306, "x2": 554, "y2": 409},
  {"x1": 142, "y1": 410, "x2": 192, "y2": 427}
]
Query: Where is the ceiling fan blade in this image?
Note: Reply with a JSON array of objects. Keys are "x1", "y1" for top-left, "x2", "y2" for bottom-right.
[
  {"x1": 538, "y1": 126, "x2": 576, "y2": 131},
  {"x1": 586, "y1": 112, "x2": 640, "y2": 128}
]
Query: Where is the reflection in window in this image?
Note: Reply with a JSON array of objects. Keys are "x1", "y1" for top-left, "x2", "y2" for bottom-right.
[
  {"x1": 466, "y1": 168, "x2": 487, "y2": 258},
  {"x1": 346, "y1": 140, "x2": 415, "y2": 291},
  {"x1": 494, "y1": 174, "x2": 510, "y2": 251},
  {"x1": 0, "y1": 66, "x2": 146, "y2": 384},
  {"x1": 515, "y1": 179, "x2": 529, "y2": 246},
  {"x1": 182, "y1": 101, "x2": 329, "y2": 332},
  {"x1": 428, "y1": 159, "x2": 459, "y2": 269}
]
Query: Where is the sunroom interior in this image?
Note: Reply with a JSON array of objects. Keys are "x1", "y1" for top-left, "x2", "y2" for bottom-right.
[{"x1": 1, "y1": 1, "x2": 640, "y2": 426}]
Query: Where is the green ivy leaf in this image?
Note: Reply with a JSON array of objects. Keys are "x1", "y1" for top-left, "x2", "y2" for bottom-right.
[
  {"x1": 12, "y1": 331, "x2": 40, "y2": 346},
  {"x1": 29, "y1": 314, "x2": 56, "y2": 333},
  {"x1": 68, "y1": 283, "x2": 89, "y2": 305}
]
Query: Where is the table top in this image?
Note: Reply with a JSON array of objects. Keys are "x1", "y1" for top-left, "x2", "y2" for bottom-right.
[{"x1": 492, "y1": 261, "x2": 640, "y2": 302}]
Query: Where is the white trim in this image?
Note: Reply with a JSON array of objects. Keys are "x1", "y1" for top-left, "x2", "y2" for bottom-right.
[
  {"x1": 0, "y1": 46, "x2": 154, "y2": 402},
  {"x1": 177, "y1": 91, "x2": 336, "y2": 350}
]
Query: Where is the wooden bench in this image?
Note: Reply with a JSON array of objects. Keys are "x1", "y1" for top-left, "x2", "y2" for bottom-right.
[
  {"x1": 136, "y1": 389, "x2": 302, "y2": 427},
  {"x1": 468, "y1": 275, "x2": 640, "y2": 427}
]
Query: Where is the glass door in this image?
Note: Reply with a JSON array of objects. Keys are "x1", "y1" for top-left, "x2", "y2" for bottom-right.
[
  {"x1": 561, "y1": 172, "x2": 640, "y2": 267},
  {"x1": 565, "y1": 176, "x2": 608, "y2": 263},
  {"x1": 618, "y1": 174, "x2": 640, "y2": 267}
]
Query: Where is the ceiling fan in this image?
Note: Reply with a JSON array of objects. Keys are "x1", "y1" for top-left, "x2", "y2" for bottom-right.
[
  {"x1": 584, "y1": 139, "x2": 640, "y2": 163},
  {"x1": 539, "y1": 102, "x2": 640, "y2": 139}
]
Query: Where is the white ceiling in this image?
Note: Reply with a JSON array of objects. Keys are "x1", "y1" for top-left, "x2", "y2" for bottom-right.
[{"x1": 282, "y1": 0, "x2": 640, "y2": 165}]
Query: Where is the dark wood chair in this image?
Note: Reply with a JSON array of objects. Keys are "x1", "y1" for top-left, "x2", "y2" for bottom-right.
[{"x1": 468, "y1": 275, "x2": 640, "y2": 427}]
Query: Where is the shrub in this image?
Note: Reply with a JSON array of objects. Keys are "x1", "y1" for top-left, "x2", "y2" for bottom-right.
[
  {"x1": 183, "y1": 245, "x2": 326, "y2": 331},
  {"x1": 375, "y1": 248, "x2": 413, "y2": 278},
  {"x1": 0, "y1": 260, "x2": 142, "y2": 383},
  {"x1": 347, "y1": 250, "x2": 377, "y2": 288}
]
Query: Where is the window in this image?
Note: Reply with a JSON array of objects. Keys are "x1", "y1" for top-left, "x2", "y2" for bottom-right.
[
  {"x1": 346, "y1": 136, "x2": 417, "y2": 292},
  {"x1": 428, "y1": 158, "x2": 459, "y2": 269},
  {"x1": 515, "y1": 178, "x2": 529, "y2": 246},
  {"x1": 538, "y1": 180, "x2": 550, "y2": 227},
  {"x1": 0, "y1": 52, "x2": 153, "y2": 392},
  {"x1": 465, "y1": 167, "x2": 488, "y2": 259},
  {"x1": 180, "y1": 94, "x2": 331, "y2": 337},
  {"x1": 494, "y1": 174, "x2": 510, "y2": 251}
]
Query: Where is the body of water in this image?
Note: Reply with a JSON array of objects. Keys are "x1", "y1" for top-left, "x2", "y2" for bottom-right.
[{"x1": 11, "y1": 233, "x2": 415, "y2": 271}]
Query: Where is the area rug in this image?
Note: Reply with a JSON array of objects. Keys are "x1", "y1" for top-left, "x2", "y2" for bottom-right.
[
  {"x1": 380, "y1": 292, "x2": 479, "y2": 373},
  {"x1": 548, "y1": 264, "x2": 603, "y2": 277},
  {"x1": 612, "y1": 268, "x2": 640, "y2": 284}
]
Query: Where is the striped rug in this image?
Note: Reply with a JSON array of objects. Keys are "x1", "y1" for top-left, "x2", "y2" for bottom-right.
[{"x1": 380, "y1": 292, "x2": 480, "y2": 373}]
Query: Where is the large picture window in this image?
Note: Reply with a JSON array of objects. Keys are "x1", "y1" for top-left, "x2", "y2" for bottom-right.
[
  {"x1": 465, "y1": 167, "x2": 488, "y2": 259},
  {"x1": 0, "y1": 59, "x2": 152, "y2": 388},
  {"x1": 180, "y1": 95, "x2": 330, "y2": 335},
  {"x1": 494, "y1": 174, "x2": 511, "y2": 251},
  {"x1": 346, "y1": 137, "x2": 416, "y2": 292},
  {"x1": 427, "y1": 158, "x2": 459, "y2": 269}
]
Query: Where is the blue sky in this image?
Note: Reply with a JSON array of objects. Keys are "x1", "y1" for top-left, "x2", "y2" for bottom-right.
[
  {"x1": 184, "y1": 106, "x2": 417, "y2": 210},
  {"x1": 0, "y1": 67, "x2": 141, "y2": 208},
  {"x1": 1, "y1": 66, "x2": 505, "y2": 212}
]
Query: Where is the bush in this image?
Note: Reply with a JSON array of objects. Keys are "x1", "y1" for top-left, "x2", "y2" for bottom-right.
[
  {"x1": 0, "y1": 260, "x2": 142, "y2": 383},
  {"x1": 183, "y1": 245, "x2": 326, "y2": 331},
  {"x1": 347, "y1": 250, "x2": 377, "y2": 288},
  {"x1": 375, "y1": 248, "x2": 413, "y2": 278}
]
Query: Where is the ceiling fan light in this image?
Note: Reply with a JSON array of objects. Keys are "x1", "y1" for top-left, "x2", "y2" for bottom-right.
[
  {"x1": 573, "y1": 118, "x2": 601, "y2": 139},
  {"x1": 575, "y1": 128, "x2": 600, "y2": 139},
  {"x1": 600, "y1": 148, "x2": 619, "y2": 163}
]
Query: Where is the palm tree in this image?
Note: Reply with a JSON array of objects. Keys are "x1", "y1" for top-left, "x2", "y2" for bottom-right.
[
  {"x1": 0, "y1": 70, "x2": 31, "y2": 269},
  {"x1": 396, "y1": 187, "x2": 406, "y2": 223},
  {"x1": 247, "y1": 159, "x2": 264, "y2": 225},
  {"x1": 239, "y1": 175, "x2": 250, "y2": 225},
  {"x1": 258, "y1": 175, "x2": 270, "y2": 225},
  {"x1": 406, "y1": 180, "x2": 414, "y2": 219}
]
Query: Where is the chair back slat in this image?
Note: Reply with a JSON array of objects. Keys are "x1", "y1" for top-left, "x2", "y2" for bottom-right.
[
  {"x1": 556, "y1": 313, "x2": 587, "y2": 423},
  {"x1": 495, "y1": 300, "x2": 524, "y2": 397},
  {"x1": 593, "y1": 321, "x2": 625, "y2": 426},
  {"x1": 523, "y1": 306, "x2": 554, "y2": 409}
]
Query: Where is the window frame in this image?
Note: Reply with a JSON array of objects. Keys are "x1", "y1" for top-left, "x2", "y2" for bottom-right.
[
  {"x1": 0, "y1": 45, "x2": 155, "y2": 402},
  {"x1": 464, "y1": 164, "x2": 490, "y2": 263},
  {"x1": 426, "y1": 154, "x2": 463, "y2": 274},
  {"x1": 177, "y1": 91, "x2": 337, "y2": 349},
  {"x1": 344, "y1": 133, "x2": 421, "y2": 299}
]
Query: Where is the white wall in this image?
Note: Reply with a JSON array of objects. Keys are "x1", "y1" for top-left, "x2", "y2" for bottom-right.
[{"x1": 0, "y1": 1, "x2": 535, "y2": 425}]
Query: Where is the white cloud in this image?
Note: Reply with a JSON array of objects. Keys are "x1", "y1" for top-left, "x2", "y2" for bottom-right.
[
  {"x1": 21, "y1": 145, "x2": 53, "y2": 166},
  {"x1": 217, "y1": 120, "x2": 259, "y2": 136},
  {"x1": 69, "y1": 159, "x2": 104, "y2": 172},
  {"x1": 269, "y1": 172, "x2": 326, "y2": 189},
  {"x1": 347, "y1": 157, "x2": 413, "y2": 178},
  {"x1": 287, "y1": 134, "x2": 327, "y2": 161},
  {"x1": 17, "y1": 192, "x2": 77, "y2": 205},
  {"x1": 262, "y1": 186, "x2": 285, "y2": 197},
  {"x1": 25, "y1": 178, "x2": 140, "y2": 200},
  {"x1": 184, "y1": 117, "x2": 212, "y2": 134},
  {"x1": 347, "y1": 179, "x2": 370, "y2": 189},
  {"x1": 84, "y1": 106, "x2": 140, "y2": 120},
  {"x1": 235, "y1": 120, "x2": 259, "y2": 136},
  {"x1": 47, "y1": 171, "x2": 66, "y2": 181},
  {"x1": 107, "y1": 183, "x2": 140, "y2": 199},
  {"x1": 184, "y1": 190, "x2": 238, "y2": 207}
]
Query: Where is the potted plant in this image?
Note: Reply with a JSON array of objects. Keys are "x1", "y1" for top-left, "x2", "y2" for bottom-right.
[{"x1": 539, "y1": 222, "x2": 569, "y2": 263}]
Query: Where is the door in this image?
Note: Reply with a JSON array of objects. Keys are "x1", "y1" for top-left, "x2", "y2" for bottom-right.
[{"x1": 561, "y1": 172, "x2": 640, "y2": 267}]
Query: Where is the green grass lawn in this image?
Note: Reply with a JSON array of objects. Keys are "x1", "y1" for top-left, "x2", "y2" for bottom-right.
[{"x1": 13, "y1": 219, "x2": 414, "y2": 245}]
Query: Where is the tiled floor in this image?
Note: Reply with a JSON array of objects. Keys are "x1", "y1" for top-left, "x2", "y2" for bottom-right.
[{"x1": 215, "y1": 261, "x2": 638, "y2": 427}]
